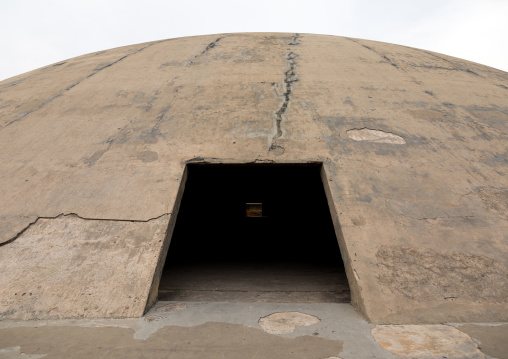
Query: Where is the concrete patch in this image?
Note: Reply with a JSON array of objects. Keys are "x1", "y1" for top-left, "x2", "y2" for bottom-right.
[
  {"x1": 372, "y1": 325, "x2": 485, "y2": 358},
  {"x1": 136, "y1": 150, "x2": 159, "y2": 162},
  {"x1": 347, "y1": 128, "x2": 406, "y2": 144},
  {"x1": 0, "y1": 346, "x2": 46, "y2": 358},
  {"x1": 258, "y1": 312, "x2": 320, "y2": 334},
  {"x1": 0, "y1": 322, "x2": 343, "y2": 359}
]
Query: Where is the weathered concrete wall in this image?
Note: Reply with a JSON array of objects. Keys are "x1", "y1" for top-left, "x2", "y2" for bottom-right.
[
  {"x1": 0, "y1": 33, "x2": 507, "y2": 323},
  {"x1": 0, "y1": 215, "x2": 169, "y2": 319}
]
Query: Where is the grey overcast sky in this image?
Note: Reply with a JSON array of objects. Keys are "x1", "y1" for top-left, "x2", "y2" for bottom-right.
[{"x1": 1, "y1": 0, "x2": 507, "y2": 81}]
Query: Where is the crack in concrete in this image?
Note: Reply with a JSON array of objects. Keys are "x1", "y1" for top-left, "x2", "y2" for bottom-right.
[
  {"x1": 0, "y1": 212, "x2": 170, "y2": 247},
  {"x1": 347, "y1": 38, "x2": 399, "y2": 69},
  {"x1": 386, "y1": 202, "x2": 476, "y2": 221},
  {"x1": 413, "y1": 64, "x2": 480, "y2": 76},
  {"x1": 269, "y1": 34, "x2": 300, "y2": 155},
  {"x1": 362, "y1": 44, "x2": 399, "y2": 68},
  {"x1": 288, "y1": 33, "x2": 300, "y2": 46},
  {"x1": 186, "y1": 37, "x2": 224, "y2": 67},
  {"x1": 197, "y1": 37, "x2": 223, "y2": 57},
  {"x1": 5, "y1": 42, "x2": 160, "y2": 127},
  {"x1": 0, "y1": 78, "x2": 24, "y2": 90},
  {"x1": 414, "y1": 49, "x2": 480, "y2": 76}
]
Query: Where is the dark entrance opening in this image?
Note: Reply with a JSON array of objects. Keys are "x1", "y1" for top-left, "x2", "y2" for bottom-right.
[{"x1": 159, "y1": 163, "x2": 350, "y2": 303}]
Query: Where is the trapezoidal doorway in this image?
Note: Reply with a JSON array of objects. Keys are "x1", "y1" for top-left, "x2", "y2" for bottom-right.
[{"x1": 158, "y1": 163, "x2": 350, "y2": 303}]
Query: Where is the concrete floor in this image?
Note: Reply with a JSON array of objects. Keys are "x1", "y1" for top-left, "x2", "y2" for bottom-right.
[
  {"x1": 1, "y1": 302, "x2": 506, "y2": 359},
  {"x1": 159, "y1": 261, "x2": 350, "y2": 303}
]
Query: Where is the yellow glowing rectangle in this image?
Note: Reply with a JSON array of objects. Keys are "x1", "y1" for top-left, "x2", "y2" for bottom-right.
[{"x1": 246, "y1": 203, "x2": 262, "y2": 217}]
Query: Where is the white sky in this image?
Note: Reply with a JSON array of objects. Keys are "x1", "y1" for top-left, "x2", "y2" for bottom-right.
[{"x1": 1, "y1": 0, "x2": 507, "y2": 81}]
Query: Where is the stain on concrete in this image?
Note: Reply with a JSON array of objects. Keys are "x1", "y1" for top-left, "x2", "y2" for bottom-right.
[
  {"x1": 144, "y1": 315, "x2": 162, "y2": 322},
  {"x1": 357, "y1": 195, "x2": 372, "y2": 203},
  {"x1": 0, "y1": 79, "x2": 24, "y2": 90},
  {"x1": 84, "y1": 149, "x2": 107, "y2": 166},
  {"x1": 372, "y1": 325, "x2": 485, "y2": 358},
  {"x1": 456, "y1": 324, "x2": 508, "y2": 359},
  {"x1": 351, "y1": 216, "x2": 366, "y2": 226},
  {"x1": 407, "y1": 108, "x2": 454, "y2": 123},
  {"x1": 344, "y1": 98, "x2": 354, "y2": 107},
  {"x1": 136, "y1": 151, "x2": 158, "y2": 162},
  {"x1": 259, "y1": 312, "x2": 321, "y2": 334},
  {"x1": 347, "y1": 128, "x2": 406, "y2": 144},
  {"x1": 376, "y1": 245, "x2": 508, "y2": 302},
  {"x1": 270, "y1": 145, "x2": 285, "y2": 156},
  {"x1": 0, "y1": 346, "x2": 46, "y2": 358},
  {"x1": 386, "y1": 199, "x2": 449, "y2": 220},
  {"x1": 413, "y1": 64, "x2": 479, "y2": 76},
  {"x1": 0, "y1": 322, "x2": 343, "y2": 359},
  {"x1": 478, "y1": 188, "x2": 508, "y2": 220},
  {"x1": 155, "y1": 302, "x2": 187, "y2": 312},
  {"x1": 469, "y1": 108, "x2": 508, "y2": 132},
  {"x1": 218, "y1": 49, "x2": 268, "y2": 64},
  {"x1": 129, "y1": 91, "x2": 159, "y2": 112},
  {"x1": 138, "y1": 128, "x2": 164, "y2": 144}
]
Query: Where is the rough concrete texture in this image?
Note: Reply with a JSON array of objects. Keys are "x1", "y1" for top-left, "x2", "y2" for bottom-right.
[
  {"x1": 371, "y1": 325, "x2": 485, "y2": 358},
  {"x1": 0, "y1": 302, "x2": 505, "y2": 359},
  {"x1": 0, "y1": 33, "x2": 507, "y2": 323}
]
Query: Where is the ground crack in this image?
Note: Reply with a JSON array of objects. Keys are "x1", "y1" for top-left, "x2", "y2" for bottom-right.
[
  {"x1": 269, "y1": 34, "x2": 300, "y2": 155},
  {"x1": 0, "y1": 212, "x2": 170, "y2": 247}
]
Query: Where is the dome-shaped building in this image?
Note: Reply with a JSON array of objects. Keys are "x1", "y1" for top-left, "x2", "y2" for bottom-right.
[{"x1": 0, "y1": 33, "x2": 507, "y2": 324}]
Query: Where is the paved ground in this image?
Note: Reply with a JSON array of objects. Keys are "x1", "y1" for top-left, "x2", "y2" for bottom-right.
[{"x1": 1, "y1": 302, "x2": 506, "y2": 358}]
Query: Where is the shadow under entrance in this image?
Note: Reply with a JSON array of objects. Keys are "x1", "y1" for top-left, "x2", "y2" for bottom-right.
[{"x1": 159, "y1": 163, "x2": 350, "y2": 303}]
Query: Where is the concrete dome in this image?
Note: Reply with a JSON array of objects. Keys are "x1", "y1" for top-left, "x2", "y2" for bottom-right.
[{"x1": 0, "y1": 33, "x2": 507, "y2": 323}]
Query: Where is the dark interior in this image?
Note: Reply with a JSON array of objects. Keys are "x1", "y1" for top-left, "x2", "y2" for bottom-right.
[{"x1": 159, "y1": 163, "x2": 350, "y2": 303}]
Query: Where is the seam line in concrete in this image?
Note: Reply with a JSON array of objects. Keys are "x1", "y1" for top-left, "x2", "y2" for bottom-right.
[
  {"x1": 346, "y1": 37, "x2": 400, "y2": 69},
  {"x1": 0, "y1": 212, "x2": 170, "y2": 247},
  {"x1": 5, "y1": 41, "x2": 166, "y2": 127}
]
